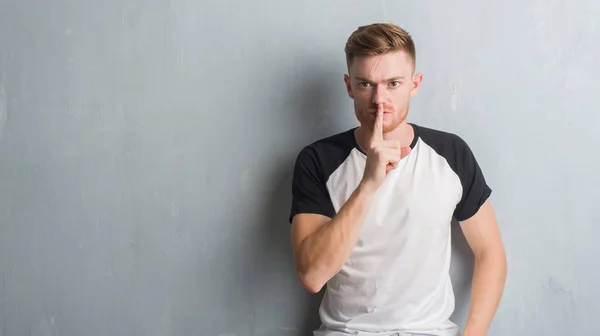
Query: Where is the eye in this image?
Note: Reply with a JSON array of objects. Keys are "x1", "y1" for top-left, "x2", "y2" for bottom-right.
[
  {"x1": 389, "y1": 81, "x2": 401, "y2": 87},
  {"x1": 358, "y1": 82, "x2": 371, "y2": 88}
]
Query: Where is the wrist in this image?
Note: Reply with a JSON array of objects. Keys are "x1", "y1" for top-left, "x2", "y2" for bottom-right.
[
  {"x1": 462, "y1": 325, "x2": 486, "y2": 336},
  {"x1": 357, "y1": 179, "x2": 379, "y2": 196}
]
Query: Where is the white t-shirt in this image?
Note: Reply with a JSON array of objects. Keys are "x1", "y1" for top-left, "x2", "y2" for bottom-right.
[{"x1": 289, "y1": 123, "x2": 492, "y2": 336}]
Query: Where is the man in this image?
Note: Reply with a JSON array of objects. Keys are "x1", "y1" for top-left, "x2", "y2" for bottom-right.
[{"x1": 288, "y1": 23, "x2": 507, "y2": 336}]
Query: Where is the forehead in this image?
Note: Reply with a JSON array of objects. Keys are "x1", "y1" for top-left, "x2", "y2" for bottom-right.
[{"x1": 349, "y1": 51, "x2": 413, "y2": 80}]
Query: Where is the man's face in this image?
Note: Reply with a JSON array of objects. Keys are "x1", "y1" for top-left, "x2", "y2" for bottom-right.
[{"x1": 344, "y1": 51, "x2": 422, "y2": 134}]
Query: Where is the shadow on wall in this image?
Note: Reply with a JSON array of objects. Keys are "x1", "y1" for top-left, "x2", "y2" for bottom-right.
[
  {"x1": 450, "y1": 218, "x2": 475, "y2": 326},
  {"x1": 254, "y1": 160, "x2": 324, "y2": 335},
  {"x1": 250, "y1": 58, "x2": 339, "y2": 335}
]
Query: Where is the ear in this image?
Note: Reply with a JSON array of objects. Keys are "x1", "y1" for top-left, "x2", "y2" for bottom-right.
[
  {"x1": 344, "y1": 74, "x2": 354, "y2": 99},
  {"x1": 409, "y1": 72, "x2": 423, "y2": 98}
]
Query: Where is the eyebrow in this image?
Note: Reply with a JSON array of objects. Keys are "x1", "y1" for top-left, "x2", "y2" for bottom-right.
[{"x1": 354, "y1": 76, "x2": 406, "y2": 83}]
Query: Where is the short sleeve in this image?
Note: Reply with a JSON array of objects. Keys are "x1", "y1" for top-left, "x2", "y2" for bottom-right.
[
  {"x1": 453, "y1": 139, "x2": 492, "y2": 222},
  {"x1": 289, "y1": 146, "x2": 336, "y2": 224}
]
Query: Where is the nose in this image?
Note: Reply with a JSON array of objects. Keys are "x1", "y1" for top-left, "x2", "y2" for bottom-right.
[{"x1": 372, "y1": 84, "x2": 388, "y2": 106}]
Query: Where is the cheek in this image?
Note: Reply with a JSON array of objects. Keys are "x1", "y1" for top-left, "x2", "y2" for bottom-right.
[
  {"x1": 391, "y1": 91, "x2": 411, "y2": 107},
  {"x1": 354, "y1": 95, "x2": 370, "y2": 108}
]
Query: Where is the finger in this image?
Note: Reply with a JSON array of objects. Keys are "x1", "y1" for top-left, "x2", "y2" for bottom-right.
[
  {"x1": 371, "y1": 104, "x2": 384, "y2": 142},
  {"x1": 400, "y1": 146, "x2": 412, "y2": 159},
  {"x1": 379, "y1": 147, "x2": 401, "y2": 156},
  {"x1": 381, "y1": 150, "x2": 401, "y2": 166},
  {"x1": 378, "y1": 146, "x2": 407, "y2": 163},
  {"x1": 379, "y1": 139, "x2": 401, "y2": 150},
  {"x1": 382, "y1": 146, "x2": 410, "y2": 173},
  {"x1": 386, "y1": 160, "x2": 399, "y2": 173}
]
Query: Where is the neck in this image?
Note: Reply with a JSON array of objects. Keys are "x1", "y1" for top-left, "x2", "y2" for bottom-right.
[{"x1": 355, "y1": 120, "x2": 414, "y2": 151}]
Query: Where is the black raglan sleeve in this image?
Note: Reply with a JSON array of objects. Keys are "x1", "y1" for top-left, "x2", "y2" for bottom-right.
[
  {"x1": 289, "y1": 146, "x2": 336, "y2": 224},
  {"x1": 453, "y1": 137, "x2": 492, "y2": 222}
]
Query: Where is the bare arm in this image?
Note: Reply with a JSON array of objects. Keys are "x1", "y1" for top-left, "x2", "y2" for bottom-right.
[
  {"x1": 460, "y1": 200, "x2": 507, "y2": 336},
  {"x1": 290, "y1": 104, "x2": 410, "y2": 293},
  {"x1": 291, "y1": 181, "x2": 377, "y2": 293}
]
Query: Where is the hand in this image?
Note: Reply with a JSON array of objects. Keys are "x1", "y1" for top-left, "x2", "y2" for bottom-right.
[{"x1": 361, "y1": 104, "x2": 411, "y2": 189}]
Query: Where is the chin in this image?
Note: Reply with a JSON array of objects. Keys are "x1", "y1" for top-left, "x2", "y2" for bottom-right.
[
  {"x1": 385, "y1": 116, "x2": 408, "y2": 133},
  {"x1": 383, "y1": 122, "x2": 401, "y2": 133}
]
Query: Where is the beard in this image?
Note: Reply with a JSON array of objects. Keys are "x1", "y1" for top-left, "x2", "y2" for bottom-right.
[{"x1": 355, "y1": 102, "x2": 409, "y2": 134}]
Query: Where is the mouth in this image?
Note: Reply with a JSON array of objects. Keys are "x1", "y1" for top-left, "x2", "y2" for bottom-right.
[{"x1": 367, "y1": 108, "x2": 393, "y2": 114}]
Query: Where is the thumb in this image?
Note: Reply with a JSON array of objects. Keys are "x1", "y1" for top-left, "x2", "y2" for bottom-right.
[{"x1": 400, "y1": 146, "x2": 412, "y2": 159}]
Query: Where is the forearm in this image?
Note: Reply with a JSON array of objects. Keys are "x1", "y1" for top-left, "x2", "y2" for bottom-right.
[
  {"x1": 295, "y1": 181, "x2": 377, "y2": 292},
  {"x1": 463, "y1": 250, "x2": 507, "y2": 336}
]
